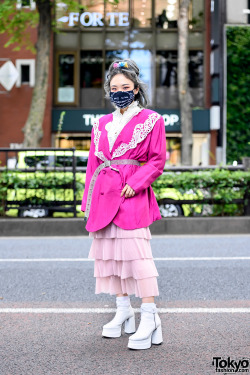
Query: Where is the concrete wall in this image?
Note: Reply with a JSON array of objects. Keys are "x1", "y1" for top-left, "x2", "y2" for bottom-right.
[{"x1": 226, "y1": 0, "x2": 248, "y2": 24}]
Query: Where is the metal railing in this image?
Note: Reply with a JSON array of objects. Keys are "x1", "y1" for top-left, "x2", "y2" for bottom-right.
[
  {"x1": 0, "y1": 148, "x2": 81, "y2": 218},
  {"x1": 0, "y1": 148, "x2": 249, "y2": 217}
]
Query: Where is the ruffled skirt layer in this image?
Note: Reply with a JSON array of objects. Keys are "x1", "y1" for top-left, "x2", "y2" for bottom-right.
[{"x1": 88, "y1": 222, "x2": 159, "y2": 298}]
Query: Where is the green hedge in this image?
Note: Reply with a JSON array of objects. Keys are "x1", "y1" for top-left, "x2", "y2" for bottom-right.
[
  {"x1": 152, "y1": 168, "x2": 250, "y2": 216},
  {"x1": 1, "y1": 168, "x2": 249, "y2": 217},
  {"x1": 226, "y1": 26, "x2": 250, "y2": 163}
]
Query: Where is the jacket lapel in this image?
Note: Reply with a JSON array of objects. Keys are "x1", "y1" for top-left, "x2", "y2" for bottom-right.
[{"x1": 100, "y1": 110, "x2": 145, "y2": 159}]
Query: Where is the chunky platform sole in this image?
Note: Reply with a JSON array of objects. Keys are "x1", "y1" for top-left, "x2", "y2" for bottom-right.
[
  {"x1": 102, "y1": 313, "x2": 136, "y2": 338},
  {"x1": 127, "y1": 323, "x2": 163, "y2": 350}
]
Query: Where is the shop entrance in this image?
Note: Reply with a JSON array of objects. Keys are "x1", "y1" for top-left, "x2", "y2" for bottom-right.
[{"x1": 52, "y1": 133, "x2": 91, "y2": 151}]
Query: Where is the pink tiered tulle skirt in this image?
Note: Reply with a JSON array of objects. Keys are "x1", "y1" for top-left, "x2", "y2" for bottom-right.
[{"x1": 88, "y1": 221, "x2": 159, "y2": 298}]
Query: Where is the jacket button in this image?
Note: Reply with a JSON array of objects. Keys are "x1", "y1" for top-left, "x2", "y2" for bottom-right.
[
  {"x1": 100, "y1": 192, "x2": 104, "y2": 195},
  {"x1": 103, "y1": 170, "x2": 106, "y2": 174}
]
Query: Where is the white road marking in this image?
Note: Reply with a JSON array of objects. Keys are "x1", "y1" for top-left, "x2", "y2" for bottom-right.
[
  {"x1": 0, "y1": 308, "x2": 249, "y2": 314},
  {"x1": 0, "y1": 257, "x2": 250, "y2": 262}
]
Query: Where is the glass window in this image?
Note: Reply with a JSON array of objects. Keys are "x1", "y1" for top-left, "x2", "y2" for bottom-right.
[
  {"x1": 105, "y1": 0, "x2": 129, "y2": 27},
  {"x1": 166, "y1": 138, "x2": 181, "y2": 165},
  {"x1": 56, "y1": 52, "x2": 78, "y2": 105},
  {"x1": 130, "y1": 30, "x2": 153, "y2": 48},
  {"x1": 21, "y1": 65, "x2": 30, "y2": 84},
  {"x1": 156, "y1": 50, "x2": 203, "y2": 108},
  {"x1": 80, "y1": 51, "x2": 103, "y2": 108},
  {"x1": 155, "y1": 0, "x2": 201, "y2": 30},
  {"x1": 105, "y1": 32, "x2": 129, "y2": 50},
  {"x1": 190, "y1": 0, "x2": 204, "y2": 29},
  {"x1": 80, "y1": 0, "x2": 104, "y2": 28},
  {"x1": 130, "y1": 50, "x2": 153, "y2": 104},
  {"x1": 16, "y1": 0, "x2": 35, "y2": 10},
  {"x1": 132, "y1": 0, "x2": 152, "y2": 28},
  {"x1": 156, "y1": 0, "x2": 179, "y2": 29}
]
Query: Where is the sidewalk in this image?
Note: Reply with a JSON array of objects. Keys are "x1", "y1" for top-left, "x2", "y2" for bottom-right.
[{"x1": 0, "y1": 217, "x2": 249, "y2": 236}]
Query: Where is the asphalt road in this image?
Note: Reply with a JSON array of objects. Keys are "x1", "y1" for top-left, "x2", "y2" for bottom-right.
[{"x1": 0, "y1": 234, "x2": 249, "y2": 375}]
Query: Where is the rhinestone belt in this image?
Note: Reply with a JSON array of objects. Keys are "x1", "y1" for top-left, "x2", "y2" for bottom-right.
[{"x1": 83, "y1": 159, "x2": 141, "y2": 223}]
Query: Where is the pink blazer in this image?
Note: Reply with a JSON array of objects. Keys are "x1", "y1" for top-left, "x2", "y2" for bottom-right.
[{"x1": 81, "y1": 108, "x2": 167, "y2": 232}]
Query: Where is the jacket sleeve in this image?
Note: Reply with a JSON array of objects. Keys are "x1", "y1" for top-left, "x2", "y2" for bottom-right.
[
  {"x1": 125, "y1": 116, "x2": 166, "y2": 194},
  {"x1": 81, "y1": 126, "x2": 100, "y2": 212}
]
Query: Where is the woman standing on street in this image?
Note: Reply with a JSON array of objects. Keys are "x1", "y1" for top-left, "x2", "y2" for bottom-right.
[{"x1": 81, "y1": 58, "x2": 166, "y2": 350}]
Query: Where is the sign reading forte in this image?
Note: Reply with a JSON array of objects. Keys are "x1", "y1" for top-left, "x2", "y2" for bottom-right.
[{"x1": 58, "y1": 12, "x2": 129, "y2": 27}]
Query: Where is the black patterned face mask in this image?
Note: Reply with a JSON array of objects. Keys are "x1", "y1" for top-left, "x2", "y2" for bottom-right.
[{"x1": 109, "y1": 89, "x2": 135, "y2": 108}]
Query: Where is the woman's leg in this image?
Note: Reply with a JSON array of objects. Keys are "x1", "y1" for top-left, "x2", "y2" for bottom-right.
[
  {"x1": 142, "y1": 296, "x2": 154, "y2": 303},
  {"x1": 115, "y1": 295, "x2": 154, "y2": 301}
]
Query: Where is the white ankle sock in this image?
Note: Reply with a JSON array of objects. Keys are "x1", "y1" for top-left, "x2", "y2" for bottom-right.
[
  {"x1": 141, "y1": 302, "x2": 157, "y2": 313},
  {"x1": 116, "y1": 296, "x2": 130, "y2": 306}
]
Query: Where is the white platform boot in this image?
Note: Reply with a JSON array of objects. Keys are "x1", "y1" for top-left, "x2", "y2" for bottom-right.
[
  {"x1": 102, "y1": 296, "x2": 136, "y2": 338},
  {"x1": 127, "y1": 302, "x2": 163, "y2": 350}
]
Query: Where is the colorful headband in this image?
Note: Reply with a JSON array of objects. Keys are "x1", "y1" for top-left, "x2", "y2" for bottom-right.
[{"x1": 113, "y1": 61, "x2": 129, "y2": 69}]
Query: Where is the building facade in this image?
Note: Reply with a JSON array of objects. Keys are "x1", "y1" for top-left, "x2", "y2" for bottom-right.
[
  {"x1": 53, "y1": 0, "x2": 212, "y2": 166},
  {"x1": 3, "y1": 0, "x2": 248, "y2": 165}
]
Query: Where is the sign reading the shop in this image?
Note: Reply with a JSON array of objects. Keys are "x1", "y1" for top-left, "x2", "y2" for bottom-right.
[
  {"x1": 57, "y1": 12, "x2": 129, "y2": 27},
  {"x1": 52, "y1": 109, "x2": 210, "y2": 133},
  {"x1": 161, "y1": 114, "x2": 179, "y2": 127},
  {"x1": 82, "y1": 114, "x2": 106, "y2": 126}
]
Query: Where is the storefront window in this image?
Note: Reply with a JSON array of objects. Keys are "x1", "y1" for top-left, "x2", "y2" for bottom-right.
[
  {"x1": 130, "y1": 50, "x2": 153, "y2": 104},
  {"x1": 156, "y1": 0, "x2": 179, "y2": 29},
  {"x1": 155, "y1": 0, "x2": 203, "y2": 30},
  {"x1": 166, "y1": 138, "x2": 181, "y2": 165},
  {"x1": 55, "y1": 52, "x2": 77, "y2": 105},
  {"x1": 132, "y1": 0, "x2": 152, "y2": 28},
  {"x1": 80, "y1": 51, "x2": 103, "y2": 108},
  {"x1": 105, "y1": 32, "x2": 129, "y2": 49},
  {"x1": 80, "y1": 0, "x2": 104, "y2": 28},
  {"x1": 105, "y1": 0, "x2": 129, "y2": 27},
  {"x1": 155, "y1": 50, "x2": 203, "y2": 108},
  {"x1": 190, "y1": 0, "x2": 204, "y2": 29},
  {"x1": 130, "y1": 30, "x2": 153, "y2": 48}
]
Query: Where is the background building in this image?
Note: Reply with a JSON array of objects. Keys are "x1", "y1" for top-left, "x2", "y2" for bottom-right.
[
  {"x1": 53, "y1": 0, "x2": 210, "y2": 166},
  {"x1": 1, "y1": 0, "x2": 249, "y2": 165}
]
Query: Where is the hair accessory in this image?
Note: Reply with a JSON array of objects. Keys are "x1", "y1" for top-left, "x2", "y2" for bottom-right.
[{"x1": 113, "y1": 61, "x2": 129, "y2": 69}]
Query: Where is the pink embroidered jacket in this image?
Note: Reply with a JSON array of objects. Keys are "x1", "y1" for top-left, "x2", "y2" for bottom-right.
[{"x1": 81, "y1": 108, "x2": 167, "y2": 232}]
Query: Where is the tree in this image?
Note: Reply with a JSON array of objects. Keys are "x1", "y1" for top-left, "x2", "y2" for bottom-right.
[
  {"x1": 0, "y1": 0, "x2": 81, "y2": 147},
  {"x1": 177, "y1": 0, "x2": 192, "y2": 165}
]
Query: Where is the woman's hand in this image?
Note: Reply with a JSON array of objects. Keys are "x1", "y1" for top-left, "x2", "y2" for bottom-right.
[{"x1": 121, "y1": 183, "x2": 135, "y2": 198}]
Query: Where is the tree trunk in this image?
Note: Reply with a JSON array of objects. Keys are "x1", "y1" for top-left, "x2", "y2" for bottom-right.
[
  {"x1": 178, "y1": 0, "x2": 193, "y2": 165},
  {"x1": 22, "y1": 0, "x2": 51, "y2": 147}
]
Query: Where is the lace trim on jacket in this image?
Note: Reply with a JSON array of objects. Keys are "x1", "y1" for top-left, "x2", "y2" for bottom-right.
[
  {"x1": 93, "y1": 119, "x2": 106, "y2": 162},
  {"x1": 105, "y1": 101, "x2": 144, "y2": 152},
  {"x1": 112, "y1": 112, "x2": 161, "y2": 159},
  {"x1": 93, "y1": 112, "x2": 161, "y2": 161}
]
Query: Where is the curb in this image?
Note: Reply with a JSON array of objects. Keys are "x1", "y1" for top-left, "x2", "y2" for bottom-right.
[{"x1": 0, "y1": 217, "x2": 249, "y2": 236}]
